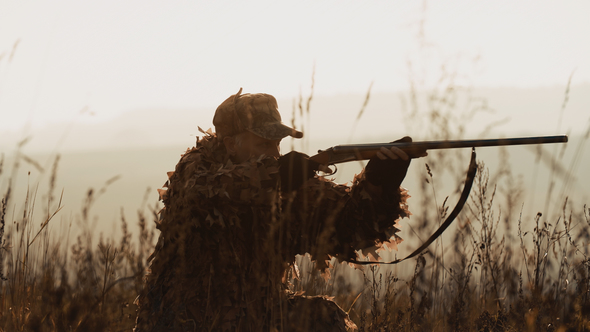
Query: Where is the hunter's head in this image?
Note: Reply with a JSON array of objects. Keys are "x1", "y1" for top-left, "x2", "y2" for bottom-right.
[{"x1": 213, "y1": 88, "x2": 303, "y2": 163}]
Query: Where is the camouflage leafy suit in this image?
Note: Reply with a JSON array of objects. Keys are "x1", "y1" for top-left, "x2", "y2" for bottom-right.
[{"x1": 134, "y1": 90, "x2": 412, "y2": 331}]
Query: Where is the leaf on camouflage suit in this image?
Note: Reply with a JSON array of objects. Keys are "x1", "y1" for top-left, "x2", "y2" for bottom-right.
[{"x1": 156, "y1": 188, "x2": 168, "y2": 200}]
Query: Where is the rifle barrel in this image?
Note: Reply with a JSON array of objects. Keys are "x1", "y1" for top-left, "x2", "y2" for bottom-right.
[{"x1": 330, "y1": 135, "x2": 568, "y2": 154}]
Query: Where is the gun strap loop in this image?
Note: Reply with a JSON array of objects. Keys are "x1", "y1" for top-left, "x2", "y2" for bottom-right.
[{"x1": 349, "y1": 148, "x2": 477, "y2": 265}]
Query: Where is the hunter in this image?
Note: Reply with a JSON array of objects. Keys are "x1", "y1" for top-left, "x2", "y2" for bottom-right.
[{"x1": 134, "y1": 88, "x2": 425, "y2": 331}]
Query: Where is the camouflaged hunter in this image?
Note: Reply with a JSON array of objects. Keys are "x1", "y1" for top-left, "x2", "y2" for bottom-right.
[{"x1": 134, "y1": 88, "x2": 417, "y2": 331}]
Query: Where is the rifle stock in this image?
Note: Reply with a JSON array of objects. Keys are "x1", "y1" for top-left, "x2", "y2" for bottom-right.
[{"x1": 310, "y1": 135, "x2": 568, "y2": 165}]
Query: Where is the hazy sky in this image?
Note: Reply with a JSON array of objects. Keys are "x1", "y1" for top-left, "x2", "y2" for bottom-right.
[{"x1": 1, "y1": 1, "x2": 589, "y2": 133}]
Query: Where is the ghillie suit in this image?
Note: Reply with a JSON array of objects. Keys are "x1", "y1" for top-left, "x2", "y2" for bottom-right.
[{"x1": 134, "y1": 132, "x2": 410, "y2": 331}]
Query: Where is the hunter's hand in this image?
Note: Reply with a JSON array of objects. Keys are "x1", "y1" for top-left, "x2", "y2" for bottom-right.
[
  {"x1": 364, "y1": 136, "x2": 424, "y2": 190},
  {"x1": 278, "y1": 151, "x2": 320, "y2": 193},
  {"x1": 375, "y1": 146, "x2": 409, "y2": 161},
  {"x1": 375, "y1": 136, "x2": 427, "y2": 160}
]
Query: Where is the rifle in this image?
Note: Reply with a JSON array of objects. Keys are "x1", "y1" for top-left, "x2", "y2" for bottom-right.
[
  {"x1": 312, "y1": 134, "x2": 568, "y2": 266},
  {"x1": 310, "y1": 135, "x2": 568, "y2": 165}
]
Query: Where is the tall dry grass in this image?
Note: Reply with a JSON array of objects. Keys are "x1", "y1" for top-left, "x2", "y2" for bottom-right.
[{"x1": 0, "y1": 147, "x2": 158, "y2": 331}]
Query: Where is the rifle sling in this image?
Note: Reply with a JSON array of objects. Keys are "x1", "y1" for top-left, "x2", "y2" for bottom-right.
[{"x1": 349, "y1": 148, "x2": 477, "y2": 265}]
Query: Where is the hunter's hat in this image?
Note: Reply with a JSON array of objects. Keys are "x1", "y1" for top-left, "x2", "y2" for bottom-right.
[{"x1": 213, "y1": 88, "x2": 303, "y2": 140}]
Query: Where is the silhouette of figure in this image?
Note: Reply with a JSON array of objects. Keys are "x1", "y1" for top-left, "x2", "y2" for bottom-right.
[{"x1": 135, "y1": 89, "x2": 417, "y2": 331}]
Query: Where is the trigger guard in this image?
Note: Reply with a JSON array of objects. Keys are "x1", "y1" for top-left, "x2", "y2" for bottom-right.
[{"x1": 319, "y1": 164, "x2": 337, "y2": 176}]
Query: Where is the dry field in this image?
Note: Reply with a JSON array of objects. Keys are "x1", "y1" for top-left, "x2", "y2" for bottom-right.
[{"x1": 2, "y1": 140, "x2": 590, "y2": 332}]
